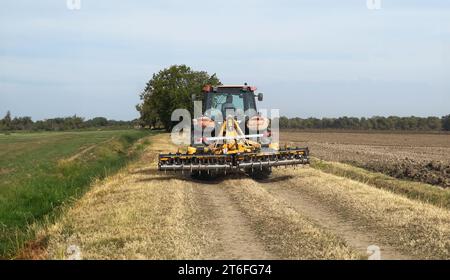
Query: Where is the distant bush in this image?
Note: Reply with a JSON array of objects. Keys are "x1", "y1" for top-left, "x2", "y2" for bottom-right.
[
  {"x1": 279, "y1": 115, "x2": 449, "y2": 131},
  {"x1": 0, "y1": 111, "x2": 138, "y2": 132},
  {"x1": 442, "y1": 115, "x2": 450, "y2": 131}
]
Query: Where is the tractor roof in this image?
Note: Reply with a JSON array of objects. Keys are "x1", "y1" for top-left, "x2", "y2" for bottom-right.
[{"x1": 202, "y1": 84, "x2": 257, "y2": 93}]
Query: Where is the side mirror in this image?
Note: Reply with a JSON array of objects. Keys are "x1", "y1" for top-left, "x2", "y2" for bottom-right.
[{"x1": 257, "y1": 93, "x2": 263, "y2": 101}]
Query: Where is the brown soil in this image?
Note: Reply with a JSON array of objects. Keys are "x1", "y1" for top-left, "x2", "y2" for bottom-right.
[
  {"x1": 0, "y1": 168, "x2": 14, "y2": 176},
  {"x1": 281, "y1": 131, "x2": 450, "y2": 188}
]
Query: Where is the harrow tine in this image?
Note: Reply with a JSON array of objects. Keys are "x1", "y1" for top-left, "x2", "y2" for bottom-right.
[{"x1": 158, "y1": 147, "x2": 309, "y2": 173}]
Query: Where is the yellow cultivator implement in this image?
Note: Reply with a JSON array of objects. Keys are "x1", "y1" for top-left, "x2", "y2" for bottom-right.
[{"x1": 158, "y1": 84, "x2": 309, "y2": 179}]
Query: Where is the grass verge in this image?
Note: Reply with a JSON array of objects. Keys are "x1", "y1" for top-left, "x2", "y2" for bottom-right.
[
  {"x1": 44, "y1": 136, "x2": 211, "y2": 260},
  {"x1": 277, "y1": 168, "x2": 450, "y2": 259},
  {"x1": 0, "y1": 130, "x2": 151, "y2": 258},
  {"x1": 310, "y1": 158, "x2": 450, "y2": 209}
]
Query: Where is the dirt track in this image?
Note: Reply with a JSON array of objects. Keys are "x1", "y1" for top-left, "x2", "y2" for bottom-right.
[
  {"x1": 45, "y1": 134, "x2": 450, "y2": 260},
  {"x1": 192, "y1": 184, "x2": 274, "y2": 259}
]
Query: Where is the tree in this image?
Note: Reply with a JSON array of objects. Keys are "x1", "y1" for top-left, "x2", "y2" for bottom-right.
[
  {"x1": 426, "y1": 117, "x2": 441, "y2": 130},
  {"x1": 442, "y1": 115, "x2": 450, "y2": 131},
  {"x1": 137, "y1": 65, "x2": 221, "y2": 130},
  {"x1": 136, "y1": 99, "x2": 160, "y2": 128},
  {"x1": 11, "y1": 116, "x2": 33, "y2": 130},
  {"x1": 279, "y1": 116, "x2": 289, "y2": 128},
  {"x1": 1, "y1": 111, "x2": 12, "y2": 131},
  {"x1": 88, "y1": 117, "x2": 108, "y2": 127}
]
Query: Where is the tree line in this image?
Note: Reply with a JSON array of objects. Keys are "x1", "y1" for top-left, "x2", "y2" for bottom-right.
[
  {"x1": 279, "y1": 115, "x2": 450, "y2": 131},
  {"x1": 0, "y1": 111, "x2": 136, "y2": 132}
]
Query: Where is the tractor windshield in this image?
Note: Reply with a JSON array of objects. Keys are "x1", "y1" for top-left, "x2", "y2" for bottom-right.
[
  {"x1": 205, "y1": 92, "x2": 256, "y2": 120},
  {"x1": 212, "y1": 93, "x2": 244, "y2": 111}
]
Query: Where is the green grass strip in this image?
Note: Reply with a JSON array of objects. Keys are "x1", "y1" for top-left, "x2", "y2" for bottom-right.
[{"x1": 0, "y1": 130, "x2": 152, "y2": 258}]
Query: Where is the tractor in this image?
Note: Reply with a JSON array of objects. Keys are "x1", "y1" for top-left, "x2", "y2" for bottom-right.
[{"x1": 158, "y1": 84, "x2": 309, "y2": 179}]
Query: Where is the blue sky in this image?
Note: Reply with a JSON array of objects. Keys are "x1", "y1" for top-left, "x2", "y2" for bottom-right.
[{"x1": 0, "y1": 0, "x2": 449, "y2": 120}]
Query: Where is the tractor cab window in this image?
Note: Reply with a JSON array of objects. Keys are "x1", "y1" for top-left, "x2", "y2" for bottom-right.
[
  {"x1": 203, "y1": 88, "x2": 256, "y2": 120},
  {"x1": 208, "y1": 93, "x2": 244, "y2": 119}
]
